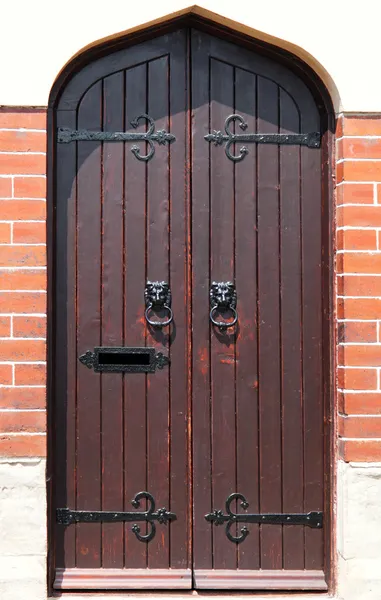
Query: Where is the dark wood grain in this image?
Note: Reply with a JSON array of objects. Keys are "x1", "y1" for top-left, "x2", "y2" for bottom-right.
[
  {"x1": 234, "y1": 67, "x2": 260, "y2": 570},
  {"x1": 257, "y1": 75, "x2": 282, "y2": 570},
  {"x1": 54, "y1": 110, "x2": 77, "y2": 568},
  {"x1": 279, "y1": 88, "x2": 304, "y2": 569},
  {"x1": 101, "y1": 71, "x2": 124, "y2": 567},
  {"x1": 124, "y1": 62, "x2": 148, "y2": 569},
  {"x1": 146, "y1": 55, "x2": 170, "y2": 569},
  {"x1": 75, "y1": 80, "x2": 102, "y2": 568},
  {"x1": 301, "y1": 105, "x2": 325, "y2": 571},
  {"x1": 191, "y1": 30, "x2": 213, "y2": 570},
  {"x1": 210, "y1": 57, "x2": 236, "y2": 570},
  {"x1": 167, "y1": 31, "x2": 189, "y2": 569}
]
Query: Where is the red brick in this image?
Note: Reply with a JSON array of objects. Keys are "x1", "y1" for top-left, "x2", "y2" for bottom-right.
[
  {"x1": 13, "y1": 316, "x2": 46, "y2": 338},
  {"x1": 0, "y1": 340, "x2": 45, "y2": 361},
  {"x1": 0, "y1": 316, "x2": 11, "y2": 337},
  {"x1": 338, "y1": 253, "x2": 381, "y2": 274},
  {"x1": 341, "y1": 138, "x2": 381, "y2": 159},
  {"x1": 13, "y1": 177, "x2": 46, "y2": 199},
  {"x1": 0, "y1": 387, "x2": 45, "y2": 409},
  {"x1": 339, "y1": 415, "x2": 381, "y2": 437},
  {"x1": 338, "y1": 161, "x2": 381, "y2": 183},
  {"x1": 15, "y1": 363, "x2": 46, "y2": 385},
  {"x1": 339, "y1": 439, "x2": 381, "y2": 461},
  {"x1": 0, "y1": 200, "x2": 46, "y2": 220},
  {"x1": 0, "y1": 292, "x2": 46, "y2": 313},
  {"x1": 0, "y1": 223, "x2": 11, "y2": 243},
  {"x1": 0, "y1": 110, "x2": 46, "y2": 130},
  {"x1": 13, "y1": 222, "x2": 45, "y2": 244},
  {"x1": 0, "y1": 270, "x2": 46, "y2": 291},
  {"x1": 0, "y1": 178, "x2": 12, "y2": 198},
  {"x1": 336, "y1": 115, "x2": 344, "y2": 139},
  {"x1": 337, "y1": 229, "x2": 376, "y2": 250},
  {"x1": 0, "y1": 154, "x2": 45, "y2": 175},
  {"x1": 0, "y1": 434, "x2": 46, "y2": 457},
  {"x1": 338, "y1": 275, "x2": 381, "y2": 296},
  {"x1": 338, "y1": 321, "x2": 377, "y2": 344},
  {"x1": 339, "y1": 345, "x2": 381, "y2": 367},
  {"x1": 338, "y1": 298, "x2": 381, "y2": 320},
  {"x1": 0, "y1": 246, "x2": 45, "y2": 267},
  {"x1": 340, "y1": 392, "x2": 381, "y2": 415},
  {"x1": 0, "y1": 411, "x2": 46, "y2": 433},
  {"x1": 341, "y1": 117, "x2": 381, "y2": 137},
  {"x1": 0, "y1": 365, "x2": 13, "y2": 385},
  {"x1": 0, "y1": 131, "x2": 46, "y2": 153},
  {"x1": 337, "y1": 205, "x2": 381, "y2": 227},
  {"x1": 338, "y1": 367, "x2": 377, "y2": 390},
  {"x1": 337, "y1": 184, "x2": 374, "y2": 205}
]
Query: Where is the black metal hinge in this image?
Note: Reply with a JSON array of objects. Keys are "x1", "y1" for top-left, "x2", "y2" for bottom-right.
[
  {"x1": 205, "y1": 493, "x2": 323, "y2": 544},
  {"x1": 57, "y1": 114, "x2": 175, "y2": 162},
  {"x1": 57, "y1": 491, "x2": 176, "y2": 543},
  {"x1": 204, "y1": 114, "x2": 321, "y2": 162}
]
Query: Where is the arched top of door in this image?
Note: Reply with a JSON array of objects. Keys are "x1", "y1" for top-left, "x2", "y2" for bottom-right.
[{"x1": 49, "y1": 6, "x2": 337, "y2": 118}]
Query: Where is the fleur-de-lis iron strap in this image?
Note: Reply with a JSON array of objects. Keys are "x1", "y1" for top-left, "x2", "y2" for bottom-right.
[
  {"x1": 205, "y1": 493, "x2": 323, "y2": 544},
  {"x1": 56, "y1": 491, "x2": 176, "y2": 543},
  {"x1": 204, "y1": 114, "x2": 321, "y2": 162},
  {"x1": 57, "y1": 114, "x2": 176, "y2": 162}
]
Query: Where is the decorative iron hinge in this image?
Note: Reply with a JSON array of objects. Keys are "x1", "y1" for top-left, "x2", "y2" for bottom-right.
[
  {"x1": 57, "y1": 114, "x2": 176, "y2": 162},
  {"x1": 78, "y1": 347, "x2": 169, "y2": 373},
  {"x1": 57, "y1": 491, "x2": 176, "y2": 543},
  {"x1": 205, "y1": 493, "x2": 323, "y2": 544},
  {"x1": 204, "y1": 114, "x2": 321, "y2": 162}
]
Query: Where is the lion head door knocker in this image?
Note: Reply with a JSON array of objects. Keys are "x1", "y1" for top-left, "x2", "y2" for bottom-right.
[
  {"x1": 144, "y1": 281, "x2": 173, "y2": 328},
  {"x1": 209, "y1": 282, "x2": 238, "y2": 330}
]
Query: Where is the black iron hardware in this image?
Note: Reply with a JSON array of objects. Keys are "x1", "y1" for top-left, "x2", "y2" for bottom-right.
[
  {"x1": 205, "y1": 493, "x2": 323, "y2": 544},
  {"x1": 78, "y1": 347, "x2": 169, "y2": 373},
  {"x1": 204, "y1": 114, "x2": 321, "y2": 162},
  {"x1": 57, "y1": 491, "x2": 176, "y2": 543},
  {"x1": 57, "y1": 114, "x2": 176, "y2": 162},
  {"x1": 210, "y1": 282, "x2": 238, "y2": 330},
  {"x1": 144, "y1": 281, "x2": 173, "y2": 328}
]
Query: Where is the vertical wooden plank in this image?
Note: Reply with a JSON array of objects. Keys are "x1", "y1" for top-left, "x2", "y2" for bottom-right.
[
  {"x1": 76, "y1": 81, "x2": 102, "y2": 568},
  {"x1": 124, "y1": 62, "x2": 148, "y2": 568},
  {"x1": 55, "y1": 110, "x2": 77, "y2": 569},
  {"x1": 257, "y1": 76, "x2": 282, "y2": 570},
  {"x1": 101, "y1": 72, "x2": 124, "y2": 568},
  {"x1": 301, "y1": 110, "x2": 325, "y2": 570},
  {"x1": 168, "y1": 32, "x2": 189, "y2": 569},
  {"x1": 234, "y1": 68, "x2": 260, "y2": 570},
  {"x1": 191, "y1": 30, "x2": 213, "y2": 571},
  {"x1": 146, "y1": 55, "x2": 170, "y2": 569},
  {"x1": 210, "y1": 58, "x2": 236, "y2": 570},
  {"x1": 279, "y1": 89, "x2": 304, "y2": 569}
]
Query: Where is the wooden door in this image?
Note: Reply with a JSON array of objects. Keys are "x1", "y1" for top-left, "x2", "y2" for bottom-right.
[
  {"x1": 51, "y1": 26, "x2": 330, "y2": 592},
  {"x1": 191, "y1": 30, "x2": 327, "y2": 590},
  {"x1": 52, "y1": 30, "x2": 191, "y2": 590}
]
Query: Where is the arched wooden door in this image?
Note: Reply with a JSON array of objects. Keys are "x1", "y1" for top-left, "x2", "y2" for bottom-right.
[{"x1": 50, "y1": 26, "x2": 331, "y2": 592}]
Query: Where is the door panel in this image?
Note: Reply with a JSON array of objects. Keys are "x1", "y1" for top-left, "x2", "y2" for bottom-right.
[
  {"x1": 191, "y1": 30, "x2": 326, "y2": 588},
  {"x1": 53, "y1": 31, "x2": 190, "y2": 589},
  {"x1": 52, "y1": 26, "x2": 329, "y2": 592}
]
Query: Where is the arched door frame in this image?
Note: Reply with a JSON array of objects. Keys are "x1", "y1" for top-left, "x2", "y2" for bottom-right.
[{"x1": 46, "y1": 12, "x2": 336, "y2": 593}]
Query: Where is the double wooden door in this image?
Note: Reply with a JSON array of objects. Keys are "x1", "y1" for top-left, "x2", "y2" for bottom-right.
[{"x1": 52, "y1": 28, "x2": 329, "y2": 591}]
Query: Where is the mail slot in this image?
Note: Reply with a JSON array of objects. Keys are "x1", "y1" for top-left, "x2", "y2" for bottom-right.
[{"x1": 78, "y1": 347, "x2": 169, "y2": 373}]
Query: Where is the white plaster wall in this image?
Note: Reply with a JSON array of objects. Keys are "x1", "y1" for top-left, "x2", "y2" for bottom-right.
[
  {"x1": 0, "y1": 458, "x2": 46, "y2": 600},
  {"x1": 1, "y1": 459, "x2": 381, "y2": 599},
  {"x1": 1, "y1": 0, "x2": 381, "y2": 110},
  {"x1": 337, "y1": 461, "x2": 381, "y2": 600}
]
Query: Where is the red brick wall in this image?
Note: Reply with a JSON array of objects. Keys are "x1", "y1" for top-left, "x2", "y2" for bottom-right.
[
  {"x1": 0, "y1": 109, "x2": 380, "y2": 462},
  {"x1": 0, "y1": 110, "x2": 46, "y2": 457},
  {"x1": 337, "y1": 115, "x2": 381, "y2": 461}
]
